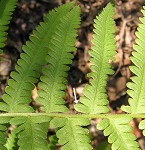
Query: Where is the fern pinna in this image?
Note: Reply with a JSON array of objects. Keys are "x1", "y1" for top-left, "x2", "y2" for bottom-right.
[
  {"x1": 36, "y1": 4, "x2": 80, "y2": 113},
  {"x1": 0, "y1": 0, "x2": 17, "y2": 55},
  {"x1": 0, "y1": 0, "x2": 145, "y2": 150},
  {"x1": 121, "y1": 5, "x2": 145, "y2": 143}
]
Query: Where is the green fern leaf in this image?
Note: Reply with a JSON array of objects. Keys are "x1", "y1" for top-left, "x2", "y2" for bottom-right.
[
  {"x1": 48, "y1": 135, "x2": 58, "y2": 150},
  {"x1": 5, "y1": 129, "x2": 17, "y2": 150},
  {"x1": 97, "y1": 117, "x2": 139, "y2": 150},
  {"x1": 139, "y1": 120, "x2": 145, "y2": 136},
  {"x1": 0, "y1": 0, "x2": 18, "y2": 54},
  {"x1": 10, "y1": 116, "x2": 51, "y2": 150},
  {"x1": 36, "y1": 5, "x2": 80, "y2": 112},
  {"x1": 0, "y1": 117, "x2": 11, "y2": 150},
  {"x1": 0, "y1": 2, "x2": 75, "y2": 113},
  {"x1": 74, "y1": 2, "x2": 116, "y2": 114},
  {"x1": 0, "y1": 127, "x2": 7, "y2": 150},
  {"x1": 50, "y1": 117, "x2": 91, "y2": 150},
  {"x1": 121, "y1": 6, "x2": 145, "y2": 114}
]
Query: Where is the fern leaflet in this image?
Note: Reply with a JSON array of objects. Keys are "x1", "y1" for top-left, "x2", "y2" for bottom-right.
[
  {"x1": 139, "y1": 120, "x2": 145, "y2": 136},
  {"x1": 50, "y1": 117, "x2": 91, "y2": 150},
  {"x1": 74, "y1": 2, "x2": 116, "y2": 114},
  {"x1": 0, "y1": 0, "x2": 18, "y2": 54},
  {"x1": 97, "y1": 118, "x2": 139, "y2": 150},
  {"x1": 121, "y1": 6, "x2": 145, "y2": 114},
  {"x1": 48, "y1": 135, "x2": 58, "y2": 150},
  {"x1": 5, "y1": 129, "x2": 17, "y2": 150},
  {"x1": 36, "y1": 5, "x2": 80, "y2": 113},
  {"x1": 119, "y1": 5, "x2": 145, "y2": 140},
  {"x1": 0, "y1": 117, "x2": 10, "y2": 150},
  {"x1": 10, "y1": 116, "x2": 51, "y2": 150}
]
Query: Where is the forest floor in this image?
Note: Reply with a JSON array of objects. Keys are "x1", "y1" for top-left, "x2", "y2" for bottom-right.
[{"x1": 1, "y1": 0, "x2": 145, "y2": 149}]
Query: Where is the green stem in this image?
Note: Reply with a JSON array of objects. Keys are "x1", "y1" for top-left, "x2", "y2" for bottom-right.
[{"x1": 0, "y1": 113, "x2": 145, "y2": 118}]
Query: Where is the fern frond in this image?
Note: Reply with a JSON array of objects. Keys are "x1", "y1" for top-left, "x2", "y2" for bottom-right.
[
  {"x1": 0, "y1": 117, "x2": 10, "y2": 150},
  {"x1": 74, "y1": 2, "x2": 116, "y2": 114},
  {"x1": 50, "y1": 117, "x2": 91, "y2": 150},
  {"x1": 0, "y1": 0, "x2": 18, "y2": 54},
  {"x1": 36, "y1": 6, "x2": 80, "y2": 113},
  {"x1": 121, "y1": 6, "x2": 145, "y2": 114},
  {"x1": 10, "y1": 116, "x2": 51, "y2": 150},
  {"x1": 97, "y1": 117, "x2": 139, "y2": 150},
  {"x1": 0, "y1": 2, "x2": 75, "y2": 112}
]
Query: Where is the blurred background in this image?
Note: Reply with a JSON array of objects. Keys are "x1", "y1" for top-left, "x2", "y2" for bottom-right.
[{"x1": 1, "y1": 0, "x2": 145, "y2": 149}]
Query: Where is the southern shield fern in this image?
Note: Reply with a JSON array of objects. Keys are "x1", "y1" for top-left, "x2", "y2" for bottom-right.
[{"x1": 0, "y1": 1, "x2": 145, "y2": 150}]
